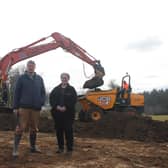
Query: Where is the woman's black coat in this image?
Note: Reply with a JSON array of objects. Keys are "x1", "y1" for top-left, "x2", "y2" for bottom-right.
[{"x1": 49, "y1": 84, "x2": 77, "y2": 122}]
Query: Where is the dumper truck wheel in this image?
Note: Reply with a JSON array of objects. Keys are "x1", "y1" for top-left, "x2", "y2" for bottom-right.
[
  {"x1": 88, "y1": 107, "x2": 103, "y2": 121},
  {"x1": 79, "y1": 110, "x2": 89, "y2": 122}
]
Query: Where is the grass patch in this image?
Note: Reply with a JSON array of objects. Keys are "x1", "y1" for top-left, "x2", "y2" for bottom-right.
[{"x1": 151, "y1": 115, "x2": 168, "y2": 121}]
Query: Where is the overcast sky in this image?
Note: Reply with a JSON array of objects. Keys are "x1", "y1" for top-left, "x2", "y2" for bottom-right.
[{"x1": 0, "y1": 0, "x2": 168, "y2": 92}]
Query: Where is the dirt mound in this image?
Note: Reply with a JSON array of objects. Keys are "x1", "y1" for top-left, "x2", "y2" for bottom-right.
[
  {"x1": 0, "y1": 113, "x2": 55, "y2": 132},
  {"x1": 0, "y1": 113, "x2": 16, "y2": 131},
  {"x1": 74, "y1": 112, "x2": 168, "y2": 142},
  {"x1": 0, "y1": 112, "x2": 168, "y2": 142}
]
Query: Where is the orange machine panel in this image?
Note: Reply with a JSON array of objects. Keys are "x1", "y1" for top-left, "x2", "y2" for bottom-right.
[
  {"x1": 85, "y1": 89, "x2": 117, "y2": 110},
  {"x1": 130, "y1": 93, "x2": 144, "y2": 106}
]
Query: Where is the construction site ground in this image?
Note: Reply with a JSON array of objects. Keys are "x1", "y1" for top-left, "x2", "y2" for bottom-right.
[{"x1": 0, "y1": 112, "x2": 168, "y2": 168}]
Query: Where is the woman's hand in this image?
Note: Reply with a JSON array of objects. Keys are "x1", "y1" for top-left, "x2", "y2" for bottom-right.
[{"x1": 56, "y1": 105, "x2": 66, "y2": 112}]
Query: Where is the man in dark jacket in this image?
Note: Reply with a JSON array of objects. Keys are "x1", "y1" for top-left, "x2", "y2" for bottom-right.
[
  {"x1": 12, "y1": 60, "x2": 46, "y2": 157},
  {"x1": 49, "y1": 73, "x2": 77, "y2": 154}
]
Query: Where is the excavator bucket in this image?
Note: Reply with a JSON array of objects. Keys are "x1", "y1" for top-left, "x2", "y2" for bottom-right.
[{"x1": 83, "y1": 77, "x2": 104, "y2": 89}]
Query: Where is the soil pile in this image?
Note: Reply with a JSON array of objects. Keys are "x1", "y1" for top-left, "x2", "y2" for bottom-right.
[
  {"x1": 0, "y1": 112, "x2": 168, "y2": 142},
  {"x1": 0, "y1": 113, "x2": 55, "y2": 132},
  {"x1": 0, "y1": 113, "x2": 15, "y2": 131},
  {"x1": 74, "y1": 112, "x2": 168, "y2": 142}
]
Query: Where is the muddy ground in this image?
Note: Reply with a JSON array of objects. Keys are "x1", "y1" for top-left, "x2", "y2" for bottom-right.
[{"x1": 0, "y1": 112, "x2": 168, "y2": 167}]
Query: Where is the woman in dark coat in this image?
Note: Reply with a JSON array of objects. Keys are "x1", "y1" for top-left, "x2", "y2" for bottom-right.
[{"x1": 49, "y1": 73, "x2": 77, "y2": 153}]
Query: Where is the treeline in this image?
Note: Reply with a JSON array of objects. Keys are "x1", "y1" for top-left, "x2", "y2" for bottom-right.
[{"x1": 144, "y1": 89, "x2": 168, "y2": 115}]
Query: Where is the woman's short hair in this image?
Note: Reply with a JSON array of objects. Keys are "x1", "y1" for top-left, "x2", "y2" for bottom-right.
[{"x1": 60, "y1": 73, "x2": 70, "y2": 80}]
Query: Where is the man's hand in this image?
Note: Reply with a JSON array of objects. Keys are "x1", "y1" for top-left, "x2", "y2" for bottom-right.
[
  {"x1": 56, "y1": 105, "x2": 62, "y2": 111},
  {"x1": 13, "y1": 109, "x2": 19, "y2": 116}
]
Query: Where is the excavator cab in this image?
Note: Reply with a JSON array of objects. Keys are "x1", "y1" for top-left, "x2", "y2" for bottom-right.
[
  {"x1": 0, "y1": 79, "x2": 8, "y2": 106},
  {"x1": 0, "y1": 80, "x2": 12, "y2": 113}
]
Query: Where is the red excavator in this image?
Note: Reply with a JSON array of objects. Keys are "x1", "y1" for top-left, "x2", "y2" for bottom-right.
[{"x1": 0, "y1": 32, "x2": 105, "y2": 112}]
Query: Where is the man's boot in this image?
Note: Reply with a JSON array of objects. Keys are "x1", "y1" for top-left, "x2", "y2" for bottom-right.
[
  {"x1": 29, "y1": 133, "x2": 41, "y2": 153},
  {"x1": 12, "y1": 133, "x2": 22, "y2": 157}
]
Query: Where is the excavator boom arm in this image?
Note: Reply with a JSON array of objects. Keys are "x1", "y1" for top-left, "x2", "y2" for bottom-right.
[
  {"x1": 0, "y1": 32, "x2": 105, "y2": 88},
  {"x1": 0, "y1": 43, "x2": 60, "y2": 80}
]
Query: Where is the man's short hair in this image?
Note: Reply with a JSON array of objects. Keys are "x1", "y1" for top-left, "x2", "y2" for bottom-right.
[{"x1": 27, "y1": 60, "x2": 36, "y2": 65}]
